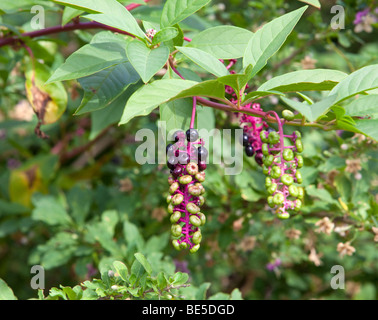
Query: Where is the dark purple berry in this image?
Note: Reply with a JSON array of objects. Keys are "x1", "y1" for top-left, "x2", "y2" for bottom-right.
[
  {"x1": 178, "y1": 152, "x2": 190, "y2": 165},
  {"x1": 166, "y1": 143, "x2": 176, "y2": 157},
  {"x1": 245, "y1": 145, "x2": 254, "y2": 157},
  {"x1": 197, "y1": 146, "x2": 208, "y2": 161},
  {"x1": 241, "y1": 133, "x2": 249, "y2": 146},
  {"x1": 198, "y1": 161, "x2": 207, "y2": 171},
  {"x1": 167, "y1": 156, "x2": 177, "y2": 170},
  {"x1": 254, "y1": 151, "x2": 264, "y2": 166},
  {"x1": 173, "y1": 130, "x2": 185, "y2": 142},
  {"x1": 172, "y1": 166, "x2": 183, "y2": 178},
  {"x1": 186, "y1": 129, "x2": 199, "y2": 142}
]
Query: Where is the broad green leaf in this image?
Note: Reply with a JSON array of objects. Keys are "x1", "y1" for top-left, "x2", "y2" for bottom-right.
[
  {"x1": 160, "y1": 98, "x2": 194, "y2": 134},
  {"x1": 82, "y1": 0, "x2": 146, "y2": 39},
  {"x1": 218, "y1": 65, "x2": 253, "y2": 98},
  {"x1": 176, "y1": 46, "x2": 229, "y2": 77},
  {"x1": 329, "y1": 64, "x2": 378, "y2": 103},
  {"x1": 113, "y1": 261, "x2": 129, "y2": 281},
  {"x1": 76, "y1": 61, "x2": 140, "y2": 114},
  {"x1": 171, "y1": 79, "x2": 226, "y2": 100},
  {"x1": 123, "y1": 220, "x2": 145, "y2": 250},
  {"x1": 47, "y1": 42, "x2": 128, "y2": 83},
  {"x1": 243, "y1": 6, "x2": 307, "y2": 78},
  {"x1": 171, "y1": 272, "x2": 189, "y2": 285},
  {"x1": 90, "y1": 83, "x2": 141, "y2": 140},
  {"x1": 126, "y1": 40, "x2": 170, "y2": 83},
  {"x1": 31, "y1": 195, "x2": 72, "y2": 226},
  {"x1": 25, "y1": 61, "x2": 67, "y2": 124},
  {"x1": 164, "y1": 23, "x2": 184, "y2": 52},
  {"x1": 298, "y1": 0, "x2": 321, "y2": 9},
  {"x1": 160, "y1": 0, "x2": 211, "y2": 28},
  {"x1": 257, "y1": 69, "x2": 348, "y2": 93},
  {"x1": 354, "y1": 119, "x2": 378, "y2": 141},
  {"x1": 134, "y1": 253, "x2": 152, "y2": 275},
  {"x1": 243, "y1": 90, "x2": 285, "y2": 105},
  {"x1": 0, "y1": 279, "x2": 17, "y2": 300},
  {"x1": 188, "y1": 26, "x2": 254, "y2": 59},
  {"x1": 119, "y1": 79, "x2": 197, "y2": 125},
  {"x1": 151, "y1": 27, "x2": 179, "y2": 46},
  {"x1": 53, "y1": 0, "x2": 110, "y2": 13},
  {"x1": 0, "y1": 0, "x2": 54, "y2": 13},
  {"x1": 281, "y1": 95, "x2": 338, "y2": 122},
  {"x1": 344, "y1": 95, "x2": 378, "y2": 119}
]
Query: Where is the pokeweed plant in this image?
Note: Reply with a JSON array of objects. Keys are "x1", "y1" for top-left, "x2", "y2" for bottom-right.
[{"x1": 1, "y1": 0, "x2": 378, "y2": 255}]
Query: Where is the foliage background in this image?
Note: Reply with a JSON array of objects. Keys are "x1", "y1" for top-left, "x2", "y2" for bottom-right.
[{"x1": 0, "y1": 0, "x2": 377, "y2": 300}]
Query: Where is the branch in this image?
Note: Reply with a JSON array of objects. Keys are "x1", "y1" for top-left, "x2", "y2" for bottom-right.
[{"x1": 0, "y1": 1, "x2": 151, "y2": 48}]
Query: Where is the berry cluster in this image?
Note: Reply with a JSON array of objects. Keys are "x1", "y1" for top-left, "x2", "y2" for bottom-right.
[
  {"x1": 260, "y1": 123, "x2": 305, "y2": 219},
  {"x1": 239, "y1": 103, "x2": 269, "y2": 166},
  {"x1": 166, "y1": 129, "x2": 207, "y2": 253}
]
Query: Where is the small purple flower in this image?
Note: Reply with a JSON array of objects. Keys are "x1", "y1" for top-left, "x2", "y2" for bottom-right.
[
  {"x1": 266, "y1": 258, "x2": 282, "y2": 271},
  {"x1": 354, "y1": 8, "x2": 370, "y2": 25}
]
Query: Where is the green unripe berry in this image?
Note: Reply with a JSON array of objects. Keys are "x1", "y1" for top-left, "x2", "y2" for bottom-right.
[
  {"x1": 282, "y1": 109, "x2": 295, "y2": 121},
  {"x1": 260, "y1": 131, "x2": 268, "y2": 143},
  {"x1": 180, "y1": 242, "x2": 188, "y2": 249},
  {"x1": 263, "y1": 154, "x2": 274, "y2": 167},
  {"x1": 262, "y1": 143, "x2": 270, "y2": 156},
  {"x1": 281, "y1": 174, "x2": 294, "y2": 186},
  {"x1": 198, "y1": 196, "x2": 205, "y2": 206},
  {"x1": 167, "y1": 195, "x2": 172, "y2": 204},
  {"x1": 194, "y1": 183, "x2": 205, "y2": 195},
  {"x1": 267, "y1": 196, "x2": 275, "y2": 208},
  {"x1": 296, "y1": 155, "x2": 304, "y2": 168},
  {"x1": 167, "y1": 203, "x2": 174, "y2": 214},
  {"x1": 295, "y1": 170, "x2": 303, "y2": 184},
  {"x1": 262, "y1": 165, "x2": 270, "y2": 175},
  {"x1": 294, "y1": 130, "x2": 302, "y2": 139},
  {"x1": 186, "y1": 162, "x2": 199, "y2": 175},
  {"x1": 288, "y1": 185, "x2": 299, "y2": 198},
  {"x1": 186, "y1": 202, "x2": 200, "y2": 214},
  {"x1": 192, "y1": 231, "x2": 202, "y2": 244},
  {"x1": 168, "y1": 176, "x2": 175, "y2": 185},
  {"x1": 172, "y1": 239, "x2": 181, "y2": 251},
  {"x1": 273, "y1": 193, "x2": 285, "y2": 205},
  {"x1": 171, "y1": 193, "x2": 184, "y2": 206},
  {"x1": 190, "y1": 215, "x2": 202, "y2": 227},
  {"x1": 179, "y1": 175, "x2": 192, "y2": 185},
  {"x1": 283, "y1": 148, "x2": 294, "y2": 161},
  {"x1": 268, "y1": 131, "x2": 280, "y2": 145},
  {"x1": 294, "y1": 199, "x2": 302, "y2": 211},
  {"x1": 170, "y1": 211, "x2": 181, "y2": 223},
  {"x1": 195, "y1": 171, "x2": 206, "y2": 182},
  {"x1": 297, "y1": 187, "x2": 305, "y2": 200},
  {"x1": 267, "y1": 183, "x2": 278, "y2": 195},
  {"x1": 190, "y1": 244, "x2": 200, "y2": 253},
  {"x1": 188, "y1": 185, "x2": 201, "y2": 197},
  {"x1": 271, "y1": 166, "x2": 282, "y2": 179},
  {"x1": 277, "y1": 210, "x2": 290, "y2": 220},
  {"x1": 295, "y1": 139, "x2": 303, "y2": 153},
  {"x1": 197, "y1": 212, "x2": 206, "y2": 225},
  {"x1": 171, "y1": 224, "x2": 182, "y2": 237},
  {"x1": 265, "y1": 177, "x2": 272, "y2": 188},
  {"x1": 169, "y1": 182, "x2": 179, "y2": 194}
]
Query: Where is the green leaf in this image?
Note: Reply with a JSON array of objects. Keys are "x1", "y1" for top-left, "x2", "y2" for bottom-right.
[
  {"x1": 134, "y1": 253, "x2": 152, "y2": 275},
  {"x1": 188, "y1": 26, "x2": 253, "y2": 59},
  {"x1": 298, "y1": 0, "x2": 321, "y2": 9},
  {"x1": 126, "y1": 40, "x2": 170, "y2": 83},
  {"x1": 243, "y1": 90, "x2": 285, "y2": 105},
  {"x1": 113, "y1": 261, "x2": 129, "y2": 281},
  {"x1": 344, "y1": 94, "x2": 378, "y2": 119},
  {"x1": 160, "y1": 0, "x2": 211, "y2": 28},
  {"x1": 171, "y1": 79, "x2": 225, "y2": 100},
  {"x1": 176, "y1": 46, "x2": 229, "y2": 77},
  {"x1": 31, "y1": 195, "x2": 72, "y2": 226},
  {"x1": 281, "y1": 95, "x2": 338, "y2": 122},
  {"x1": 151, "y1": 27, "x2": 179, "y2": 46},
  {"x1": 160, "y1": 98, "x2": 194, "y2": 134},
  {"x1": 353, "y1": 119, "x2": 378, "y2": 141},
  {"x1": 257, "y1": 69, "x2": 348, "y2": 93},
  {"x1": 218, "y1": 65, "x2": 253, "y2": 98},
  {"x1": 123, "y1": 220, "x2": 145, "y2": 250},
  {"x1": 79, "y1": 0, "x2": 146, "y2": 39},
  {"x1": 53, "y1": 0, "x2": 110, "y2": 13},
  {"x1": 90, "y1": 83, "x2": 141, "y2": 140},
  {"x1": 119, "y1": 79, "x2": 197, "y2": 125},
  {"x1": 243, "y1": 6, "x2": 307, "y2": 78},
  {"x1": 0, "y1": 279, "x2": 17, "y2": 300},
  {"x1": 47, "y1": 42, "x2": 128, "y2": 83},
  {"x1": 76, "y1": 61, "x2": 140, "y2": 115},
  {"x1": 171, "y1": 272, "x2": 189, "y2": 285},
  {"x1": 329, "y1": 64, "x2": 378, "y2": 103}
]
